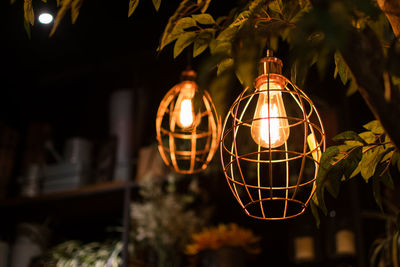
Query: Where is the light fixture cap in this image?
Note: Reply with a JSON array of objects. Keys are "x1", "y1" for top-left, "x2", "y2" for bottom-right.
[
  {"x1": 180, "y1": 69, "x2": 197, "y2": 81},
  {"x1": 258, "y1": 49, "x2": 283, "y2": 76}
]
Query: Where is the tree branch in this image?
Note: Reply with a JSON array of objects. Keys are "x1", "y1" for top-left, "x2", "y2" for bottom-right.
[
  {"x1": 378, "y1": 0, "x2": 400, "y2": 37},
  {"x1": 339, "y1": 27, "x2": 400, "y2": 150}
]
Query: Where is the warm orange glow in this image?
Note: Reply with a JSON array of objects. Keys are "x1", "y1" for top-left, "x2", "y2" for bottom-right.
[
  {"x1": 250, "y1": 82, "x2": 290, "y2": 148},
  {"x1": 179, "y1": 99, "x2": 194, "y2": 128},
  {"x1": 173, "y1": 83, "x2": 198, "y2": 129}
]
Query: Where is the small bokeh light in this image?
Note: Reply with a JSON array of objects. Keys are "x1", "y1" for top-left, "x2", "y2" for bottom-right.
[{"x1": 38, "y1": 13, "x2": 53, "y2": 24}]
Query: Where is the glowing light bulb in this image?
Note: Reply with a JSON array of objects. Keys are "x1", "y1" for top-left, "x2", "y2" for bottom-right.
[
  {"x1": 173, "y1": 82, "x2": 199, "y2": 129},
  {"x1": 38, "y1": 13, "x2": 53, "y2": 24},
  {"x1": 251, "y1": 82, "x2": 290, "y2": 148},
  {"x1": 179, "y1": 99, "x2": 194, "y2": 128}
]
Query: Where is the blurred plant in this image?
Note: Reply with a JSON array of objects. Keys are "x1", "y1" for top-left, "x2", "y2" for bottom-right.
[
  {"x1": 40, "y1": 240, "x2": 122, "y2": 267},
  {"x1": 131, "y1": 174, "x2": 210, "y2": 267},
  {"x1": 311, "y1": 120, "x2": 400, "y2": 225},
  {"x1": 185, "y1": 223, "x2": 261, "y2": 255}
]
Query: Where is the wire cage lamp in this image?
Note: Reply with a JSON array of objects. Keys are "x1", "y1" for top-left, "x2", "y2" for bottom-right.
[
  {"x1": 156, "y1": 69, "x2": 221, "y2": 174},
  {"x1": 220, "y1": 50, "x2": 326, "y2": 220}
]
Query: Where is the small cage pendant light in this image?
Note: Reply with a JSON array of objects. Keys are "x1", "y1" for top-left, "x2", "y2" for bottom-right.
[
  {"x1": 220, "y1": 50, "x2": 326, "y2": 220},
  {"x1": 156, "y1": 69, "x2": 221, "y2": 174}
]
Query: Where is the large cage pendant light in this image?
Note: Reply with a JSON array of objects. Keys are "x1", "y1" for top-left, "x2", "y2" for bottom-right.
[
  {"x1": 156, "y1": 69, "x2": 221, "y2": 174},
  {"x1": 220, "y1": 50, "x2": 326, "y2": 220}
]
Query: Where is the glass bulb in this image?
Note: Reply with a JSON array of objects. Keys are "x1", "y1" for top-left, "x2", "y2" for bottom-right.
[
  {"x1": 173, "y1": 82, "x2": 199, "y2": 129},
  {"x1": 251, "y1": 82, "x2": 290, "y2": 148}
]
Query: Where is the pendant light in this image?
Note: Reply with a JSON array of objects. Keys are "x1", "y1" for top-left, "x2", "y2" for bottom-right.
[
  {"x1": 156, "y1": 69, "x2": 221, "y2": 174},
  {"x1": 220, "y1": 50, "x2": 326, "y2": 220}
]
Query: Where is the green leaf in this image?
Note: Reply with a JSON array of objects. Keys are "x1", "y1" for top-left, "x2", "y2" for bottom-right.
[
  {"x1": 392, "y1": 151, "x2": 400, "y2": 172},
  {"x1": 268, "y1": 1, "x2": 282, "y2": 14},
  {"x1": 158, "y1": 0, "x2": 192, "y2": 51},
  {"x1": 192, "y1": 14, "x2": 215, "y2": 25},
  {"x1": 152, "y1": 0, "x2": 161, "y2": 11},
  {"x1": 209, "y1": 40, "x2": 232, "y2": 56},
  {"x1": 71, "y1": 0, "x2": 83, "y2": 24},
  {"x1": 174, "y1": 32, "x2": 196, "y2": 58},
  {"x1": 325, "y1": 162, "x2": 343, "y2": 198},
  {"x1": 317, "y1": 146, "x2": 340, "y2": 181},
  {"x1": 50, "y1": 0, "x2": 73, "y2": 37},
  {"x1": 334, "y1": 51, "x2": 348, "y2": 84},
  {"x1": 193, "y1": 29, "x2": 214, "y2": 57},
  {"x1": 128, "y1": 0, "x2": 139, "y2": 17},
  {"x1": 359, "y1": 131, "x2": 377, "y2": 144},
  {"x1": 175, "y1": 17, "x2": 197, "y2": 30},
  {"x1": 217, "y1": 58, "x2": 234, "y2": 76},
  {"x1": 24, "y1": 0, "x2": 34, "y2": 26},
  {"x1": 363, "y1": 120, "x2": 385, "y2": 135},
  {"x1": 381, "y1": 150, "x2": 394, "y2": 163},
  {"x1": 360, "y1": 146, "x2": 385, "y2": 181},
  {"x1": 343, "y1": 146, "x2": 362, "y2": 179},
  {"x1": 346, "y1": 79, "x2": 358, "y2": 96},
  {"x1": 217, "y1": 26, "x2": 240, "y2": 41},
  {"x1": 199, "y1": 0, "x2": 211, "y2": 13},
  {"x1": 193, "y1": 39, "x2": 208, "y2": 58},
  {"x1": 23, "y1": 17, "x2": 31, "y2": 39},
  {"x1": 333, "y1": 131, "x2": 365, "y2": 144},
  {"x1": 350, "y1": 160, "x2": 361, "y2": 178},
  {"x1": 315, "y1": 146, "x2": 340, "y2": 213}
]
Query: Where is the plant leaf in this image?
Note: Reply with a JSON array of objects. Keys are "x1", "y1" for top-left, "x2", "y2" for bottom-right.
[
  {"x1": 158, "y1": 0, "x2": 194, "y2": 51},
  {"x1": 217, "y1": 58, "x2": 234, "y2": 76},
  {"x1": 192, "y1": 13, "x2": 215, "y2": 25},
  {"x1": 324, "y1": 162, "x2": 343, "y2": 198},
  {"x1": 360, "y1": 146, "x2": 385, "y2": 181},
  {"x1": 333, "y1": 131, "x2": 365, "y2": 144},
  {"x1": 174, "y1": 32, "x2": 196, "y2": 58},
  {"x1": 71, "y1": 0, "x2": 83, "y2": 24},
  {"x1": 359, "y1": 131, "x2": 377, "y2": 144},
  {"x1": 199, "y1": 0, "x2": 211, "y2": 13},
  {"x1": 193, "y1": 29, "x2": 214, "y2": 57},
  {"x1": 50, "y1": 0, "x2": 73, "y2": 37},
  {"x1": 176, "y1": 17, "x2": 197, "y2": 30},
  {"x1": 152, "y1": 0, "x2": 161, "y2": 11},
  {"x1": 128, "y1": 0, "x2": 139, "y2": 17},
  {"x1": 364, "y1": 120, "x2": 385, "y2": 135},
  {"x1": 343, "y1": 146, "x2": 362, "y2": 179},
  {"x1": 346, "y1": 79, "x2": 358, "y2": 96},
  {"x1": 315, "y1": 146, "x2": 340, "y2": 213},
  {"x1": 23, "y1": 17, "x2": 31, "y2": 39},
  {"x1": 24, "y1": 0, "x2": 34, "y2": 26}
]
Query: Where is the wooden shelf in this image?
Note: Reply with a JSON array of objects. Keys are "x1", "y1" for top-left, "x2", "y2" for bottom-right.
[{"x1": 0, "y1": 180, "x2": 134, "y2": 208}]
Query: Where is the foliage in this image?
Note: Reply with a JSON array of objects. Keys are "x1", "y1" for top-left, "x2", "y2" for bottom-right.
[
  {"x1": 185, "y1": 223, "x2": 261, "y2": 255},
  {"x1": 311, "y1": 120, "x2": 399, "y2": 226},
  {"x1": 370, "y1": 230, "x2": 400, "y2": 267},
  {"x1": 131, "y1": 174, "x2": 210, "y2": 267},
  {"x1": 40, "y1": 240, "x2": 122, "y2": 266}
]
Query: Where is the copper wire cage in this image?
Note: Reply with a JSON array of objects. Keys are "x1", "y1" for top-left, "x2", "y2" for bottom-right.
[
  {"x1": 156, "y1": 70, "x2": 221, "y2": 174},
  {"x1": 220, "y1": 52, "x2": 326, "y2": 220}
]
